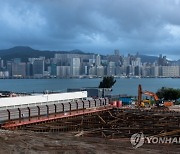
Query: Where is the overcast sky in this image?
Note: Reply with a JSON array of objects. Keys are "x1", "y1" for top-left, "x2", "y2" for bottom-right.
[{"x1": 0, "y1": 0, "x2": 180, "y2": 59}]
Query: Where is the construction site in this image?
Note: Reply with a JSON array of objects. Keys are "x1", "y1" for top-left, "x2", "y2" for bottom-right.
[{"x1": 0, "y1": 85, "x2": 180, "y2": 153}]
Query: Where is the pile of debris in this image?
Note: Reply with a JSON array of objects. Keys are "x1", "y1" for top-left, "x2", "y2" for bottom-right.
[{"x1": 20, "y1": 108, "x2": 180, "y2": 138}]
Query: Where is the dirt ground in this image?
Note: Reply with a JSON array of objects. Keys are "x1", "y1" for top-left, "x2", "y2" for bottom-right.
[{"x1": 0, "y1": 130, "x2": 179, "y2": 154}]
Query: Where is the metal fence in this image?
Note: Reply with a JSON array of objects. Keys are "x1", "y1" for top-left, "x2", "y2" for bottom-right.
[{"x1": 0, "y1": 98, "x2": 109, "y2": 123}]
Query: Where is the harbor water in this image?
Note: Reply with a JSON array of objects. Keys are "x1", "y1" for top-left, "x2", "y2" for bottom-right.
[{"x1": 0, "y1": 78, "x2": 179, "y2": 96}]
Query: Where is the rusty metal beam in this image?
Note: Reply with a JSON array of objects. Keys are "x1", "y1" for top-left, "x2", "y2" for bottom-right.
[
  {"x1": 88, "y1": 100, "x2": 91, "y2": 108},
  {"x1": 76, "y1": 101, "x2": 78, "y2": 111},
  {"x1": 37, "y1": 106, "x2": 40, "y2": 119},
  {"x1": 82, "y1": 101, "x2": 85, "y2": 111},
  {"x1": 94, "y1": 99, "x2": 97, "y2": 107},
  {"x1": 99, "y1": 99, "x2": 102, "y2": 106},
  {"x1": 61, "y1": 103, "x2": 64, "y2": 112},
  {"x1": 27, "y1": 107, "x2": 31, "y2": 121},
  {"x1": 18, "y1": 108, "x2": 21, "y2": 123},
  {"x1": 69, "y1": 102, "x2": 72, "y2": 114},
  {"x1": 7, "y1": 109, "x2": 11, "y2": 121},
  {"x1": 54, "y1": 104, "x2": 57, "y2": 117}
]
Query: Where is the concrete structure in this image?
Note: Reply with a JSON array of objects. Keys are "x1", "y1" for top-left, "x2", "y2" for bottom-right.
[
  {"x1": 67, "y1": 87, "x2": 112, "y2": 98},
  {"x1": 1, "y1": 98, "x2": 111, "y2": 130},
  {"x1": 0, "y1": 91, "x2": 87, "y2": 110}
]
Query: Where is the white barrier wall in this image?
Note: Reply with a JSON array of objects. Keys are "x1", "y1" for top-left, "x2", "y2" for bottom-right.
[{"x1": 0, "y1": 91, "x2": 87, "y2": 108}]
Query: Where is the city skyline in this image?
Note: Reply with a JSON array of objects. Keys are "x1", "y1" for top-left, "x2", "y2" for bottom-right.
[
  {"x1": 1, "y1": 0, "x2": 180, "y2": 60},
  {"x1": 0, "y1": 45, "x2": 180, "y2": 61},
  {"x1": 0, "y1": 47, "x2": 180, "y2": 78}
]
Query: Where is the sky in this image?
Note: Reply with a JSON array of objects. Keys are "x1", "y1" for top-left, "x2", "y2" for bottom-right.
[{"x1": 0, "y1": 0, "x2": 180, "y2": 59}]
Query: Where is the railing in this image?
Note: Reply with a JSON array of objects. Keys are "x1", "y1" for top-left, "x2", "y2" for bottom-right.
[{"x1": 0, "y1": 98, "x2": 109, "y2": 123}]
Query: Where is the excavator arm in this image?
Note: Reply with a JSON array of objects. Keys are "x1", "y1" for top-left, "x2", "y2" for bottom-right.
[
  {"x1": 137, "y1": 84, "x2": 170, "y2": 110},
  {"x1": 143, "y1": 91, "x2": 159, "y2": 101},
  {"x1": 138, "y1": 84, "x2": 160, "y2": 107}
]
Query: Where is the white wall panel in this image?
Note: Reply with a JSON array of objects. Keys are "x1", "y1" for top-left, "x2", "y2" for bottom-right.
[{"x1": 0, "y1": 91, "x2": 87, "y2": 108}]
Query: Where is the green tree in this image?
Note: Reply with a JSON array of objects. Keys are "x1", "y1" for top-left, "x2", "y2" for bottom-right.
[
  {"x1": 156, "y1": 87, "x2": 180, "y2": 101},
  {"x1": 99, "y1": 76, "x2": 116, "y2": 88}
]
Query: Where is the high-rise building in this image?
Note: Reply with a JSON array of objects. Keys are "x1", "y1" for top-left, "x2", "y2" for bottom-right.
[
  {"x1": 115, "y1": 66, "x2": 124, "y2": 76},
  {"x1": 12, "y1": 62, "x2": 26, "y2": 77},
  {"x1": 57, "y1": 66, "x2": 70, "y2": 77},
  {"x1": 71, "y1": 58, "x2": 81, "y2": 76},
  {"x1": 7, "y1": 61, "x2": 12, "y2": 77},
  {"x1": 97, "y1": 66, "x2": 105, "y2": 77},
  {"x1": 134, "y1": 66, "x2": 141, "y2": 76},
  {"x1": 141, "y1": 66, "x2": 151, "y2": 77},
  {"x1": 158, "y1": 54, "x2": 168, "y2": 66},
  {"x1": 96, "y1": 54, "x2": 101, "y2": 66},
  {"x1": 26, "y1": 62, "x2": 33, "y2": 77},
  {"x1": 107, "y1": 62, "x2": 116, "y2": 76},
  {"x1": 84, "y1": 66, "x2": 88, "y2": 75},
  {"x1": 50, "y1": 64, "x2": 57, "y2": 76},
  {"x1": 33, "y1": 59, "x2": 44, "y2": 77},
  {"x1": 123, "y1": 57, "x2": 130, "y2": 66},
  {"x1": 132, "y1": 58, "x2": 141, "y2": 66},
  {"x1": 89, "y1": 59, "x2": 95, "y2": 65},
  {"x1": 126, "y1": 65, "x2": 135, "y2": 76},
  {"x1": 88, "y1": 66, "x2": 96, "y2": 76},
  {"x1": 150, "y1": 66, "x2": 159, "y2": 77},
  {"x1": 162, "y1": 66, "x2": 179, "y2": 77}
]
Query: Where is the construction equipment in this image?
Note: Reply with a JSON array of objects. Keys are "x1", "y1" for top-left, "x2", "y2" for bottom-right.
[{"x1": 137, "y1": 84, "x2": 169, "y2": 109}]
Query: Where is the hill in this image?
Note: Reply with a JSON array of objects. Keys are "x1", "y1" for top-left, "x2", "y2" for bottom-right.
[
  {"x1": 0, "y1": 46, "x2": 91, "y2": 62},
  {"x1": 0, "y1": 46, "x2": 52, "y2": 62},
  {"x1": 139, "y1": 55, "x2": 158, "y2": 63},
  {"x1": 0, "y1": 46, "x2": 178, "y2": 64}
]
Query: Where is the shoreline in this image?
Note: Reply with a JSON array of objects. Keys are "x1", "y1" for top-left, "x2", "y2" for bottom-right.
[{"x1": 0, "y1": 76, "x2": 179, "y2": 79}]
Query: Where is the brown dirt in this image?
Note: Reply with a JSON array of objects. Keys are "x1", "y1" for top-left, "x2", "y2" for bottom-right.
[{"x1": 0, "y1": 130, "x2": 179, "y2": 154}]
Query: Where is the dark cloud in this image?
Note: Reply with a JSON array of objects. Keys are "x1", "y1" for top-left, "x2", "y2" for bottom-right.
[{"x1": 0, "y1": 0, "x2": 180, "y2": 59}]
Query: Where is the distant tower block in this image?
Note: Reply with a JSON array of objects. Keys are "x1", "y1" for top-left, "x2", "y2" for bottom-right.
[
  {"x1": 114, "y1": 49, "x2": 120, "y2": 56},
  {"x1": 96, "y1": 54, "x2": 101, "y2": 66}
]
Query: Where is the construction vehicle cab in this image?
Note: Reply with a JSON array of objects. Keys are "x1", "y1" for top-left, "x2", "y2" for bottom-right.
[{"x1": 142, "y1": 99, "x2": 151, "y2": 107}]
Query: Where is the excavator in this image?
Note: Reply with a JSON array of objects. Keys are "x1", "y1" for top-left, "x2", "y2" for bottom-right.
[{"x1": 137, "y1": 84, "x2": 169, "y2": 110}]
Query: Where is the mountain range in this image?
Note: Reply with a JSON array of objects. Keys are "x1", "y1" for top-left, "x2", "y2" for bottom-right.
[
  {"x1": 0, "y1": 46, "x2": 92, "y2": 62},
  {"x1": 0, "y1": 46, "x2": 177, "y2": 63}
]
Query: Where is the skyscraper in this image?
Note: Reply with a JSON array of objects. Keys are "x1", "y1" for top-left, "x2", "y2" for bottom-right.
[
  {"x1": 96, "y1": 54, "x2": 101, "y2": 66},
  {"x1": 57, "y1": 66, "x2": 70, "y2": 78},
  {"x1": 71, "y1": 58, "x2": 80, "y2": 76},
  {"x1": 12, "y1": 62, "x2": 26, "y2": 77},
  {"x1": 33, "y1": 59, "x2": 44, "y2": 77}
]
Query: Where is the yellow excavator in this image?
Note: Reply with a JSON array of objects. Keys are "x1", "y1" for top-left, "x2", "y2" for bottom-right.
[{"x1": 137, "y1": 84, "x2": 170, "y2": 110}]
